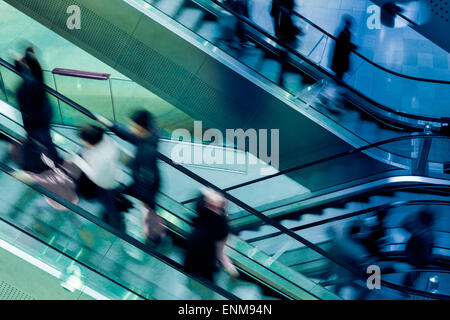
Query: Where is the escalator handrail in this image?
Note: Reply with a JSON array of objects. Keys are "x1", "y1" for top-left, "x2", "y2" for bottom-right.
[
  {"x1": 0, "y1": 160, "x2": 240, "y2": 300},
  {"x1": 2, "y1": 57, "x2": 449, "y2": 299},
  {"x1": 198, "y1": 0, "x2": 450, "y2": 124}
]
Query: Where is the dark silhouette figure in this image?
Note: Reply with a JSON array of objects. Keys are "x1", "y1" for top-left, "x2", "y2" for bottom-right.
[
  {"x1": 97, "y1": 110, "x2": 163, "y2": 243},
  {"x1": 270, "y1": 0, "x2": 282, "y2": 38},
  {"x1": 401, "y1": 207, "x2": 435, "y2": 289},
  {"x1": 184, "y1": 189, "x2": 237, "y2": 282},
  {"x1": 224, "y1": 0, "x2": 250, "y2": 47},
  {"x1": 271, "y1": 0, "x2": 302, "y2": 87},
  {"x1": 14, "y1": 46, "x2": 62, "y2": 172},
  {"x1": 360, "y1": 209, "x2": 389, "y2": 257},
  {"x1": 331, "y1": 16, "x2": 357, "y2": 83}
]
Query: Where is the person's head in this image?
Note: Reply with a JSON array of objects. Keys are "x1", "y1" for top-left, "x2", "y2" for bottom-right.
[
  {"x1": 129, "y1": 110, "x2": 155, "y2": 139},
  {"x1": 342, "y1": 14, "x2": 354, "y2": 30},
  {"x1": 200, "y1": 187, "x2": 226, "y2": 216},
  {"x1": 23, "y1": 46, "x2": 43, "y2": 83},
  {"x1": 79, "y1": 124, "x2": 104, "y2": 148}
]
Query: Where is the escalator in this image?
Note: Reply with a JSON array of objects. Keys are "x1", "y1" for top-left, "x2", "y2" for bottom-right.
[
  {"x1": 145, "y1": 0, "x2": 450, "y2": 133},
  {"x1": 0, "y1": 109, "x2": 448, "y2": 300},
  {"x1": 239, "y1": 198, "x2": 450, "y2": 299},
  {"x1": 2, "y1": 1, "x2": 449, "y2": 216},
  {"x1": 0, "y1": 92, "x2": 339, "y2": 299},
  {"x1": 4, "y1": 0, "x2": 449, "y2": 149},
  {"x1": 0, "y1": 65, "x2": 448, "y2": 299}
]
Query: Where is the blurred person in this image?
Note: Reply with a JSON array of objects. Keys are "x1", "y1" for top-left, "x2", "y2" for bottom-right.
[
  {"x1": 272, "y1": 0, "x2": 303, "y2": 87},
  {"x1": 95, "y1": 110, "x2": 165, "y2": 244},
  {"x1": 360, "y1": 208, "x2": 389, "y2": 257},
  {"x1": 401, "y1": 206, "x2": 435, "y2": 289},
  {"x1": 330, "y1": 15, "x2": 357, "y2": 84},
  {"x1": 221, "y1": 0, "x2": 251, "y2": 49},
  {"x1": 328, "y1": 221, "x2": 376, "y2": 299},
  {"x1": 270, "y1": 0, "x2": 282, "y2": 38},
  {"x1": 72, "y1": 124, "x2": 125, "y2": 230},
  {"x1": 9, "y1": 139, "x2": 93, "y2": 244},
  {"x1": 12, "y1": 46, "x2": 63, "y2": 172},
  {"x1": 184, "y1": 188, "x2": 238, "y2": 282}
]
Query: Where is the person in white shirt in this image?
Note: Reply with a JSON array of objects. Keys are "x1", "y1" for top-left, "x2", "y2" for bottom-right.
[{"x1": 73, "y1": 125, "x2": 124, "y2": 229}]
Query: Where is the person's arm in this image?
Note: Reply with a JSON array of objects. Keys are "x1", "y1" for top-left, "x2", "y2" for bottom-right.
[
  {"x1": 71, "y1": 154, "x2": 97, "y2": 183},
  {"x1": 95, "y1": 114, "x2": 139, "y2": 145},
  {"x1": 216, "y1": 238, "x2": 239, "y2": 277}
]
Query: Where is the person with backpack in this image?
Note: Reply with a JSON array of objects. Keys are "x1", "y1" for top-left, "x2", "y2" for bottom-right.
[{"x1": 95, "y1": 110, "x2": 165, "y2": 244}]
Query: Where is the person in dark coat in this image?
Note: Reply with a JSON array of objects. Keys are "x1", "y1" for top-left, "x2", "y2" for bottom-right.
[
  {"x1": 272, "y1": 0, "x2": 302, "y2": 87},
  {"x1": 401, "y1": 207, "x2": 435, "y2": 289},
  {"x1": 96, "y1": 110, "x2": 164, "y2": 243},
  {"x1": 270, "y1": 0, "x2": 282, "y2": 38},
  {"x1": 184, "y1": 188, "x2": 238, "y2": 282},
  {"x1": 222, "y1": 0, "x2": 250, "y2": 48},
  {"x1": 14, "y1": 46, "x2": 62, "y2": 172},
  {"x1": 331, "y1": 16, "x2": 357, "y2": 83}
]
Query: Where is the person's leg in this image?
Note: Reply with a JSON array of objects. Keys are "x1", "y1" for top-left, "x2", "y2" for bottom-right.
[
  {"x1": 335, "y1": 71, "x2": 344, "y2": 84},
  {"x1": 22, "y1": 138, "x2": 47, "y2": 173},
  {"x1": 97, "y1": 188, "x2": 123, "y2": 230}
]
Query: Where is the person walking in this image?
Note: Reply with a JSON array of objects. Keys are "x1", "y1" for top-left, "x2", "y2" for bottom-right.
[
  {"x1": 401, "y1": 207, "x2": 436, "y2": 290},
  {"x1": 72, "y1": 124, "x2": 124, "y2": 230},
  {"x1": 13, "y1": 46, "x2": 62, "y2": 172},
  {"x1": 95, "y1": 110, "x2": 165, "y2": 243},
  {"x1": 184, "y1": 188, "x2": 238, "y2": 282},
  {"x1": 331, "y1": 15, "x2": 357, "y2": 83},
  {"x1": 272, "y1": 0, "x2": 302, "y2": 87}
]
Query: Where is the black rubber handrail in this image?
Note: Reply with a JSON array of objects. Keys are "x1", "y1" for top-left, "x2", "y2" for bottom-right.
[
  {"x1": 199, "y1": 0, "x2": 450, "y2": 124},
  {"x1": 2, "y1": 57, "x2": 449, "y2": 299},
  {"x1": 0, "y1": 165, "x2": 240, "y2": 300}
]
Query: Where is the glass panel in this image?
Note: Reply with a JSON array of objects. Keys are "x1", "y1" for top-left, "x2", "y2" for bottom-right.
[
  {"x1": 109, "y1": 78, "x2": 195, "y2": 138},
  {"x1": 53, "y1": 74, "x2": 114, "y2": 126}
]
